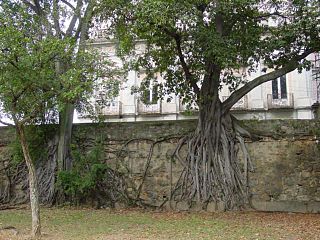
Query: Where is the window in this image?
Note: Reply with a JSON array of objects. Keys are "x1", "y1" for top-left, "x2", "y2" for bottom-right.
[
  {"x1": 104, "y1": 100, "x2": 118, "y2": 107},
  {"x1": 142, "y1": 84, "x2": 158, "y2": 105},
  {"x1": 272, "y1": 75, "x2": 287, "y2": 99}
]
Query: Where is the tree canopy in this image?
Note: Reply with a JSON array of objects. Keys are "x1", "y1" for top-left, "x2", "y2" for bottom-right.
[
  {"x1": 110, "y1": 0, "x2": 319, "y2": 106},
  {"x1": 0, "y1": 1, "x2": 114, "y2": 125}
]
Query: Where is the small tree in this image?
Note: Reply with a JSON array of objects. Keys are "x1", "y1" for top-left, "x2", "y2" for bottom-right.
[
  {"x1": 0, "y1": 2, "x2": 105, "y2": 237},
  {"x1": 19, "y1": 0, "x2": 98, "y2": 173},
  {"x1": 108, "y1": 0, "x2": 320, "y2": 209}
]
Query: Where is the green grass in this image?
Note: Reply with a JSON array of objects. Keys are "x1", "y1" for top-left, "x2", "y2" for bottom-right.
[{"x1": 0, "y1": 208, "x2": 318, "y2": 240}]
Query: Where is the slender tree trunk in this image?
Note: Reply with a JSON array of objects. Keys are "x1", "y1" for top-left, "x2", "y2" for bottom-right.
[
  {"x1": 15, "y1": 123, "x2": 41, "y2": 238},
  {"x1": 57, "y1": 103, "x2": 74, "y2": 171}
]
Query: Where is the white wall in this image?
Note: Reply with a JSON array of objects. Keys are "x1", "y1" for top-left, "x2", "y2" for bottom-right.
[{"x1": 74, "y1": 41, "x2": 317, "y2": 122}]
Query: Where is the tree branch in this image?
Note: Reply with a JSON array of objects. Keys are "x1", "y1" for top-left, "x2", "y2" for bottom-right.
[
  {"x1": 21, "y1": 0, "x2": 37, "y2": 13},
  {"x1": 32, "y1": 0, "x2": 43, "y2": 16},
  {"x1": 66, "y1": 0, "x2": 83, "y2": 37},
  {"x1": 12, "y1": 85, "x2": 31, "y2": 104},
  {"x1": 0, "y1": 119, "x2": 14, "y2": 126},
  {"x1": 22, "y1": 0, "x2": 53, "y2": 35},
  {"x1": 222, "y1": 49, "x2": 314, "y2": 113},
  {"x1": 161, "y1": 27, "x2": 200, "y2": 95},
  {"x1": 196, "y1": 3, "x2": 208, "y2": 13},
  {"x1": 78, "y1": 0, "x2": 95, "y2": 47},
  {"x1": 8, "y1": 60, "x2": 19, "y2": 69},
  {"x1": 53, "y1": 0, "x2": 62, "y2": 38},
  {"x1": 19, "y1": 116, "x2": 33, "y2": 125},
  {"x1": 74, "y1": 19, "x2": 82, "y2": 40},
  {"x1": 61, "y1": 0, "x2": 76, "y2": 11}
]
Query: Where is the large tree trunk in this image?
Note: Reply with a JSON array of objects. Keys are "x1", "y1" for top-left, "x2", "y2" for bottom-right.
[
  {"x1": 176, "y1": 98, "x2": 248, "y2": 210},
  {"x1": 57, "y1": 103, "x2": 74, "y2": 171},
  {"x1": 55, "y1": 1, "x2": 94, "y2": 172},
  {"x1": 15, "y1": 123, "x2": 41, "y2": 238},
  {"x1": 37, "y1": 136, "x2": 59, "y2": 204}
]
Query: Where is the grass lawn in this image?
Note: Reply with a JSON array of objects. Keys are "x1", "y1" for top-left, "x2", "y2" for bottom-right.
[{"x1": 0, "y1": 207, "x2": 319, "y2": 240}]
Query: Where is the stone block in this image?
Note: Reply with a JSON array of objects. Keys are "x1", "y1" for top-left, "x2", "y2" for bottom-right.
[
  {"x1": 176, "y1": 201, "x2": 190, "y2": 211},
  {"x1": 251, "y1": 200, "x2": 267, "y2": 211},
  {"x1": 264, "y1": 201, "x2": 308, "y2": 213},
  {"x1": 114, "y1": 202, "x2": 126, "y2": 209},
  {"x1": 297, "y1": 195, "x2": 310, "y2": 201},
  {"x1": 206, "y1": 201, "x2": 225, "y2": 212},
  {"x1": 162, "y1": 200, "x2": 175, "y2": 211},
  {"x1": 306, "y1": 201, "x2": 320, "y2": 213},
  {"x1": 190, "y1": 202, "x2": 205, "y2": 212}
]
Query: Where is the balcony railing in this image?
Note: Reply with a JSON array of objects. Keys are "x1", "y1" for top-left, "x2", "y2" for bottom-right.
[
  {"x1": 179, "y1": 100, "x2": 199, "y2": 112},
  {"x1": 91, "y1": 28, "x2": 108, "y2": 39},
  {"x1": 312, "y1": 53, "x2": 320, "y2": 102},
  {"x1": 222, "y1": 95, "x2": 248, "y2": 110},
  {"x1": 96, "y1": 101, "x2": 122, "y2": 116},
  {"x1": 138, "y1": 100, "x2": 161, "y2": 114},
  {"x1": 267, "y1": 93, "x2": 294, "y2": 109}
]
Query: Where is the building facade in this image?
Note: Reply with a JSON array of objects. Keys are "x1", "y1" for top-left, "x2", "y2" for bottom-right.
[{"x1": 74, "y1": 36, "x2": 320, "y2": 123}]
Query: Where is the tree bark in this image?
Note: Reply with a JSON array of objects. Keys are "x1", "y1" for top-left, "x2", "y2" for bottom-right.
[
  {"x1": 174, "y1": 62, "x2": 248, "y2": 209},
  {"x1": 175, "y1": 97, "x2": 247, "y2": 210},
  {"x1": 223, "y1": 50, "x2": 314, "y2": 112},
  {"x1": 15, "y1": 123, "x2": 41, "y2": 238},
  {"x1": 57, "y1": 103, "x2": 74, "y2": 171},
  {"x1": 55, "y1": 1, "x2": 94, "y2": 172}
]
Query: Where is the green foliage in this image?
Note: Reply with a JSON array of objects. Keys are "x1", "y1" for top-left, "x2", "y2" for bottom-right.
[
  {"x1": 105, "y1": 0, "x2": 320, "y2": 104},
  {"x1": 8, "y1": 125, "x2": 57, "y2": 166},
  {"x1": 0, "y1": 2, "x2": 68, "y2": 121},
  {"x1": 0, "y1": 1, "x2": 119, "y2": 125},
  {"x1": 9, "y1": 135, "x2": 24, "y2": 166},
  {"x1": 57, "y1": 144, "x2": 107, "y2": 203}
]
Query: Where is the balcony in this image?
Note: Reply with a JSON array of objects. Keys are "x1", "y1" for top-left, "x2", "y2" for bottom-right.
[
  {"x1": 312, "y1": 53, "x2": 320, "y2": 102},
  {"x1": 138, "y1": 101, "x2": 161, "y2": 114},
  {"x1": 222, "y1": 95, "x2": 248, "y2": 110},
  {"x1": 91, "y1": 28, "x2": 108, "y2": 39},
  {"x1": 137, "y1": 100, "x2": 161, "y2": 114},
  {"x1": 311, "y1": 53, "x2": 320, "y2": 73},
  {"x1": 267, "y1": 93, "x2": 294, "y2": 109},
  {"x1": 96, "y1": 101, "x2": 122, "y2": 116},
  {"x1": 179, "y1": 100, "x2": 199, "y2": 113}
]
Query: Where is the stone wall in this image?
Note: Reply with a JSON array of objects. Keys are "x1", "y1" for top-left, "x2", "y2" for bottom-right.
[{"x1": 0, "y1": 120, "x2": 319, "y2": 212}]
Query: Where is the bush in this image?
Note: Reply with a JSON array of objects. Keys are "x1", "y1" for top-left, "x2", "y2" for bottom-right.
[{"x1": 56, "y1": 143, "x2": 107, "y2": 204}]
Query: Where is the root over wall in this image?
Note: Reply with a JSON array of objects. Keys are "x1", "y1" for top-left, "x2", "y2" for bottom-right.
[{"x1": 0, "y1": 120, "x2": 319, "y2": 213}]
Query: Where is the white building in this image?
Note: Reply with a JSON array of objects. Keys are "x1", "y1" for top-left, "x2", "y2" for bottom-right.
[{"x1": 74, "y1": 35, "x2": 320, "y2": 123}]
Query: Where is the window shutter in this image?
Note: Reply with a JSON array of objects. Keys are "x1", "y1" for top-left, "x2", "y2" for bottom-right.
[
  {"x1": 272, "y1": 79, "x2": 278, "y2": 99},
  {"x1": 280, "y1": 75, "x2": 287, "y2": 99},
  {"x1": 142, "y1": 89, "x2": 150, "y2": 104},
  {"x1": 151, "y1": 85, "x2": 158, "y2": 104}
]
